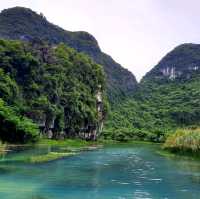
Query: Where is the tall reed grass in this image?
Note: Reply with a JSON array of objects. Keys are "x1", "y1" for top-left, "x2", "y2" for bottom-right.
[
  {"x1": 0, "y1": 140, "x2": 6, "y2": 154},
  {"x1": 163, "y1": 128, "x2": 200, "y2": 156}
]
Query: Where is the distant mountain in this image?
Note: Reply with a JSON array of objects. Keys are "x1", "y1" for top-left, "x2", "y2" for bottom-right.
[
  {"x1": 0, "y1": 7, "x2": 137, "y2": 102},
  {"x1": 142, "y1": 43, "x2": 200, "y2": 82},
  {"x1": 104, "y1": 43, "x2": 200, "y2": 142}
]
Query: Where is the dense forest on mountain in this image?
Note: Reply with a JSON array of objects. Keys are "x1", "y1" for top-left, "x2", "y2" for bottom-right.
[
  {"x1": 103, "y1": 44, "x2": 200, "y2": 142},
  {"x1": 0, "y1": 7, "x2": 138, "y2": 103},
  {"x1": 0, "y1": 7, "x2": 200, "y2": 151},
  {"x1": 0, "y1": 39, "x2": 108, "y2": 143},
  {"x1": 0, "y1": 5, "x2": 200, "y2": 199}
]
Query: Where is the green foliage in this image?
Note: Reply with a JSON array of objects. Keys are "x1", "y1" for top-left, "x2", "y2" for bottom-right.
[
  {"x1": 104, "y1": 75, "x2": 200, "y2": 142},
  {"x1": 0, "y1": 99, "x2": 39, "y2": 143},
  {"x1": 104, "y1": 43, "x2": 200, "y2": 143},
  {"x1": 28, "y1": 152, "x2": 76, "y2": 163},
  {"x1": 0, "y1": 68, "x2": 19, "y2": 104},
  {"x1": 163, "y1": 128, "x2": 200, "y2": 156},
  {"x1": 102, "y1": 128, "x2": 148, "y2": 142},
  {"x1": 0, "y1": 39, "x2": 107, "y2": 142},
  {"x1": 0, "y1": 140, "x2": 6, "y2": 154},
  {"x1": 0, "y1": 7, "x2": 138, "y2": 103},
  {"x1": 38, "y1": 138, "x2": 93, "y2": 148}
]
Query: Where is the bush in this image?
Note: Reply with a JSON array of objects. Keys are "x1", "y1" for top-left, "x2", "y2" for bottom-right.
[
  {"x1": 163, "y1": 128, "x2": 200, "y2": 155},
  {"x1": 0, "y1": 99, "x2": 39, "y2": 143},
  {"x1": 102, "y1": 128, "x2": 150, "y2": 142}
]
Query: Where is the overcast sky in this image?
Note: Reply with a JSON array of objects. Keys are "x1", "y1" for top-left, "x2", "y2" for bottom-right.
[{"x1": 1, "y1": 0, "x2": 200, "y2": 80}]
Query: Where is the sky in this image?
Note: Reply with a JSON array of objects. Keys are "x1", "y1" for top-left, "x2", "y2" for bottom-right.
[{"x1": 1, "y1": 0, "x2": 200, "y2": 80}]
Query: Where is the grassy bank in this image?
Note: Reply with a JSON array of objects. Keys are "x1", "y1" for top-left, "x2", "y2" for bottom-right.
[
  {"x1": 37, "y1": 138, "x2": 99, "y2": 148},
  {"x1": 0, "y1": 139, "x2": 104, "y2": 163},
  {"x1": 163, "y1": 128, "x2": 200, "y2": 158}
]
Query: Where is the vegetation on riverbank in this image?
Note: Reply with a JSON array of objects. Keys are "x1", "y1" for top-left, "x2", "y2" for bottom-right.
[
  {"x1": 0, "y1": 141, "x2": 6, "y2": 154},
  {"x1": 1, "y1": 138, "x2": 105, "y2": 164},
  {"x1": 103, "y1": 73, "x2": 200, "y2": 142},
  {"x1": 0, "y1": 148, "x2": 77, "y2": 164},
  {"x1": 0, "y1": 8, "x2": 200, "y2": 158},
  {"x1": 0, "y1": 99, "x2": 39, "y2": 143},
  {"x1": 163, "y1": 128, "x2": 200, "y2": 157},
  {"x1": 38, "y1": 138, "x2": 97, "y2": 148},
  {"x1": 0, "y1": 39, "x2": 108, "y2": 143}
]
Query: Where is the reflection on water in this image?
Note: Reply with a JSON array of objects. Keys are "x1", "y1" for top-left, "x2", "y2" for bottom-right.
[{"x1": 0, "y1": 144, "x2": 199, "y2": 199}]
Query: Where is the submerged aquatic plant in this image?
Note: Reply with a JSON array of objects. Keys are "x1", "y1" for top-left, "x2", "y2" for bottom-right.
[{"x1": 28, "y1": 152, "x2": 77, "y2": 163}]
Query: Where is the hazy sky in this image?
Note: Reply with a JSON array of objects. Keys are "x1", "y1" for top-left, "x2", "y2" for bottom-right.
[{"x1": 1, "y1": 0, "x2": 200, "y2": 80}]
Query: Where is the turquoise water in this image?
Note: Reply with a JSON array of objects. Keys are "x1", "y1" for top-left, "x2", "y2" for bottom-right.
[{"x1": 0, "y1": 144, "x2": 200, "y2": 199}]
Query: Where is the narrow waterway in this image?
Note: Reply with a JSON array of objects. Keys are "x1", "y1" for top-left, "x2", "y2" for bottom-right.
[{"x1": 0, "y1": 144, "x2": 199, "y2": 199}]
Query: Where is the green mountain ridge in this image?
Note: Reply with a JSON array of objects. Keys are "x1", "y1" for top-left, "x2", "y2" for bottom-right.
[
  {"x1": 104, "y1": 43, "x2": 200, "y2": 142},
  {"x1": 0, "y1": 7, "x2": 138, "y2": 103},
  {"x1": 143, "y1": 43, "x2": 200, "y2": 82},
  {"x1": 0, "y1": 6, "x2": 200, "y2": 145}
]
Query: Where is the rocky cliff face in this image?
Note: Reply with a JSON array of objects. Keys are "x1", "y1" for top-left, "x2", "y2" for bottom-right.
[
  {"x1": 0, "y1": 7, "x2": 138, "y2": 103},
  {"x1": 142, "y1": 44, "x2": 200, "y2": 82}
]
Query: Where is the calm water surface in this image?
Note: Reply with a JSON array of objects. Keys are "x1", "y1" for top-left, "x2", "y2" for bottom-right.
[{"x1": 0, "y1": 144, "x2": 199, "y2": 199}]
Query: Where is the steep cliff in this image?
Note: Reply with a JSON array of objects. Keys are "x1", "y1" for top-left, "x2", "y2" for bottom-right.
[
  {"x1": 0, "y1": 39, "x2": 108, "y2": 142},
  {"x1": 142, "y1": 44, "x2": 200, "y2": 82}
]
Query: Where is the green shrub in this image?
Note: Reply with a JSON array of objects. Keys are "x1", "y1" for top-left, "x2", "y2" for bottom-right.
[
  {"x1": 163, "y1": 128, "x2": 200, "y2": 155},
  {"x1": 0, "y1": 99, "x2": 39, "y2": 143},
  {"x1": 102, "y1": 128, "x2": 151, "y2": 142}
]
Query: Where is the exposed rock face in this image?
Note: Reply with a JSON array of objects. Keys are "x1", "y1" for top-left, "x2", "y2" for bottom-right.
[
  {"x1": 35, "y1": 85, "x2": 104, "y2": 140},
  {"x1": 161, "y1": 67, "x2": 176, "y2": 79},
  {"x1": 0, "y1": 7, "x2": 138, "y2": 103},
  {"x1": 96, "y1": 86, "x2": 104, "y2": 136},
  {"x1": 143, "y1": 43, "x2": 200, "y2": 82},
  {"x1": 77, "y1": 86, "x2": 104, "y2": 141}
]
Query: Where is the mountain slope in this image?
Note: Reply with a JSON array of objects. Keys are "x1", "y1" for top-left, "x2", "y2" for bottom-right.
[
  {"x1": 143, "y1": 43, "x2": 200, "y2": 82},
  {"x1": 104, "y1": 44, "x2": 200, "y2": 142},
  {"x1": 0, "y1": 7, "x2": 137, "y2": 102},
  {"x1": 0, "y1": 39, "x2": 108, "y2": 142}
]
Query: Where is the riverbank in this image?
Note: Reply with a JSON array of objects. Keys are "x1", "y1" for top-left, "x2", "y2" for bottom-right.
[
  {"x1": 102, "y1": 129, "x2": 200, "y2": 159},
  {"x1": 0, "y1": 139, "x2": 103, "y2": 163},
  {"x1": 163, "y1": 128, "x2": 200, "y2": 159},
  {"x1": 1, "y1": 135, "x2": 199, "y2": 161},
  {"x1": 37, "y1": 138, "x2": 97, "y2": 148},
  {"x1": 102, "y1": 138, "x2": 200, "y2": 160},
  {"x1": 35, "y1": 138, "x2": 200, "y2": 160}
]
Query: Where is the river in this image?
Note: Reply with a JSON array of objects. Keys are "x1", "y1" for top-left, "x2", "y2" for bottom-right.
[{"x1": 0, "y1": 143, "x2": 199, "y2": 199}]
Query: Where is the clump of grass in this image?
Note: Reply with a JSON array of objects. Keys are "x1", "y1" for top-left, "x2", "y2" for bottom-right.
[
  {"x1": 0, "y1": 140, "x2": 7, "y2": 154},
  {"x1": 163, "y1": 128, "x2": 200, "y2": 156},
  {"x1": 28, "y1": 152, "x2": 76, "y2": 163}
]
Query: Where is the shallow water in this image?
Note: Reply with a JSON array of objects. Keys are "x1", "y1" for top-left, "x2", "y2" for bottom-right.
[{"x1": 0, "y1": 144, "x2": 199, "y2": 199}]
